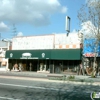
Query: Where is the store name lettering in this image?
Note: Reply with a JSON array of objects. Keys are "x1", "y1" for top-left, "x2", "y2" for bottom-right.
[
  {"x1": 84, "y1": 53, "x2": 95, "y2": 57},
  {"x1": 20, "y1": 57, "x2": 38, "y2": 59}
]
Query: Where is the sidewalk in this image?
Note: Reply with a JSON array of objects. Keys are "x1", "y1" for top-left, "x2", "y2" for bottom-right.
[
  {"x1": 0, "y1": 71, "x2": 49, "y2": 78},
  {"x1": 0, "y1": 71, "x2": 100, "y2": 85}
]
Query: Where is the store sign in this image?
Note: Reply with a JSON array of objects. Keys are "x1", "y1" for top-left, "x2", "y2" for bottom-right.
[
  {"x1": 83, "y1": 39, "x2": 100, "y2": 57},
  {"x1": 12, "y1": 35, "x2": 54, "y2": 50},
  {"x1": 22, "y1": 53, "x2": 32, "y2": 57},
  {"x1": 20, "y1": 53, "x2": 38, "y2": 59},
  {"x1": 83, "y1": 53, "x2": 96, "y2": 57}
]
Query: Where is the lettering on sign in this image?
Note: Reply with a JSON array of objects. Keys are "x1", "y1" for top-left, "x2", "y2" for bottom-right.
[
  {"x1": 20, "y1": 57, "x2": 38, "y2": 59},
  {"x1": 84, "y1": 53, "x2": 95, "y2": 57}
]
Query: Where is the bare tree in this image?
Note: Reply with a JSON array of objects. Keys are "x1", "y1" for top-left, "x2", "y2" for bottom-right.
[
  {"x1": 78, "y1": 0, "x2": 100, "y2": 38},
  {"x1": 77, "y1": 0, "x2": 100, "y2": 77}
]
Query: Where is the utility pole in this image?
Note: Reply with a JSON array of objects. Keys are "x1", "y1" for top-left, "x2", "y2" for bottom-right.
[
  {"x1": 0, "y1": 33, "x2": 1, "y2": 41},
  {"x1": 12, "y1": 24, "x2": 17, "y2": 37}
]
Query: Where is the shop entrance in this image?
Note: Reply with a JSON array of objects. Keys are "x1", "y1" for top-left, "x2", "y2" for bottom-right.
[{"x1": 27, "y1": 60, "x2": 38, "y2": 71}]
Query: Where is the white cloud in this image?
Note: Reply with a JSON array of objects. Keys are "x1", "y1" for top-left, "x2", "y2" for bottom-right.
[
  {"x1": 0, "y1": 22, "x2": 9, "y2": 32},
  {"x1": 72, "y1": 29, "x2": 77, "y2": 33},
  {"x1": 61, "y1": 7, "x2": 67, "y2": 13},
  {"x1": 80, "y1": 21, "x2": 97, "y2": 38},
  {"x1": 0, "y1": 0, "x2": 67, "y2": 27},
  {"x1": 17, "y1": 32, "x2": 23, "y2": 36}
]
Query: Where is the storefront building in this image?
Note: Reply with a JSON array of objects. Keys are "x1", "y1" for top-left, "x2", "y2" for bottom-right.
[
  {"x1": 5, "y1": 32, "x2": 83, "y2": 73},
  {"x1": 5, "y1": 49, "x2": 82, "y2": 73},
  {"x1": 82, "y1": 38, "x2": 100, "y2": 75}
]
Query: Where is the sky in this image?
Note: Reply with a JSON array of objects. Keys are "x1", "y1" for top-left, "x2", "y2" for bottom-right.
[{"x1": 0, "y1": 0, "x2": 86, "y2": 39}]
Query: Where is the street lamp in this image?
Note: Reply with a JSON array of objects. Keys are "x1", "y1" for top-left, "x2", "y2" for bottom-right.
[{"x1": 65, "y1": 16, "x2": 71, "y2": 36}]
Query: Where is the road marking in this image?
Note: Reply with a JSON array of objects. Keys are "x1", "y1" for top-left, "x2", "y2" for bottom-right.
[
  {"x1": 0, "y1": 82, "x2": 60, "y2": 91},
  {"x1": 0, "y1": 96, "x2": 21, "y2": 100}
]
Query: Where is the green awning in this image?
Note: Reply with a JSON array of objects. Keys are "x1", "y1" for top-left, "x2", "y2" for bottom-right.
[
  {"x1": 51, "y1": 49, "x2": 82, "y2": 60},
  {"x1": 5, "y1": 49, "x2": 82, "y2": 60},
  {"x1": 5, "y1": 50, "x2": 51, "y2": 59}
]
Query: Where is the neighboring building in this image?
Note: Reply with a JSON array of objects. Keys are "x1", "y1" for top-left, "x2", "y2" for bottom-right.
[
  {"x1": 5, "y1": 32, "x2": 83, "y2": 73},
  {"x1": 83, "y1": 38, "x2": 100, "y2": 68},
  {"x1": 0, "y1": 40, "x2": 12, "y2": 71}
]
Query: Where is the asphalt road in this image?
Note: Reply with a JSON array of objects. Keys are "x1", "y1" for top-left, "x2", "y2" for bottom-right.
[{"x1": 0, "y1": 77, "x2": 99, "y2": 100}]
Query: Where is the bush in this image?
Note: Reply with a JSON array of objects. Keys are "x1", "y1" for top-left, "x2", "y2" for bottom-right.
[
  {"x1": 67, "y1": 75, "x2": 75, "y2": 80},
  {"x1": 91, "y1": 71, "x2": 97, "y2": 78}
]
